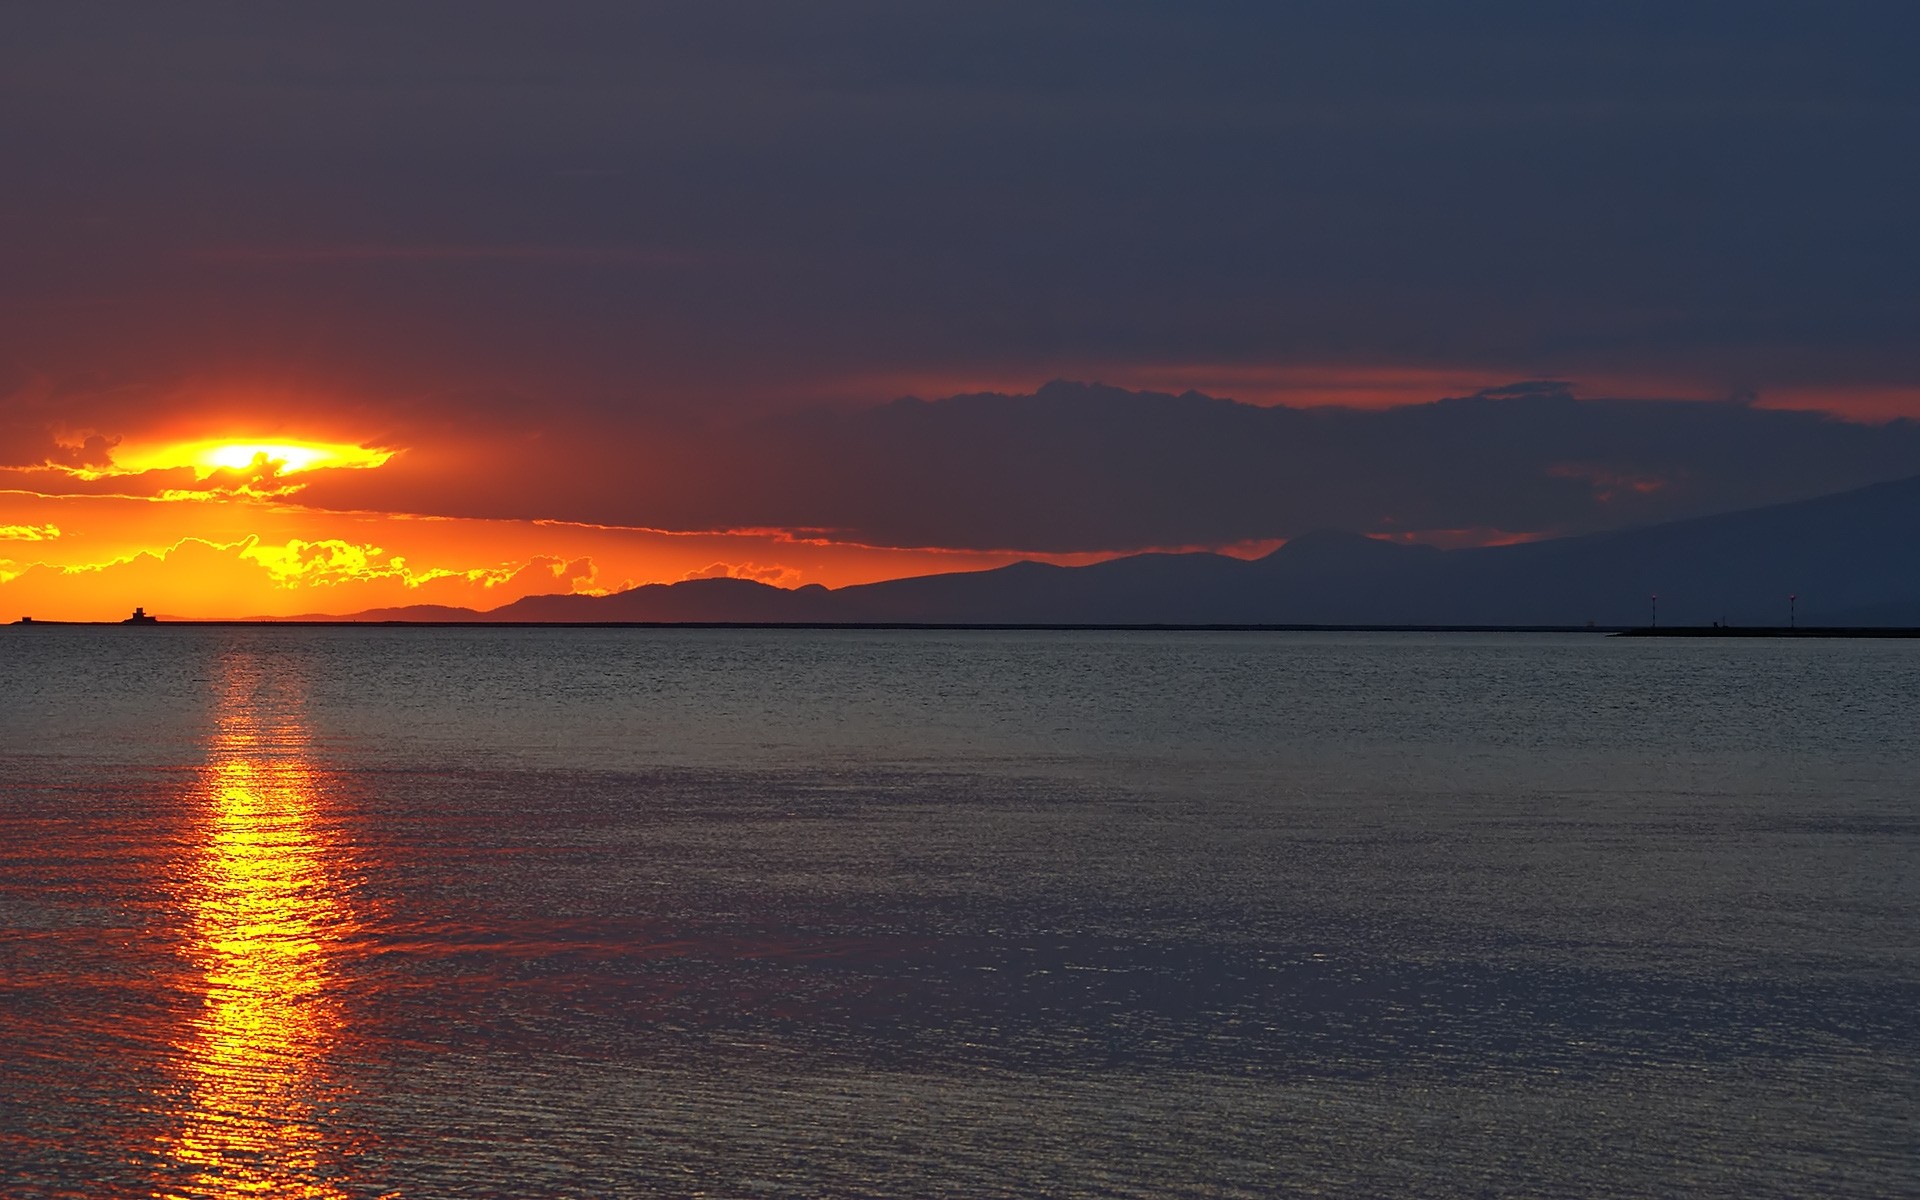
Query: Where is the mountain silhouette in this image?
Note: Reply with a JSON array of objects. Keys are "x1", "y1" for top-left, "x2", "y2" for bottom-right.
[{"x1": 342, "y1": 472, "x2": 1920, "y2": 626}]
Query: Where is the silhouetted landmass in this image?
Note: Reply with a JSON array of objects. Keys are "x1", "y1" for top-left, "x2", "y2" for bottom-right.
[
  {"x1": 348, "y1": 578, "x2": 837, "y2": 624},
  {"x1": 1616, "y1": 627, "x2": 1920, "y2": 638},
  {"x1": 308, "y1": 603, "x2": 484, "y2": 623},
  {"x1": 334, "y1": 473, "x2": 1920, "y2": 627}
]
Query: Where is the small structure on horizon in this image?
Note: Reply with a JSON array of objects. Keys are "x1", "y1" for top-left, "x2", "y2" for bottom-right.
[{"x1": 123, "y1": 606, "x2": 158, "y2": 625}]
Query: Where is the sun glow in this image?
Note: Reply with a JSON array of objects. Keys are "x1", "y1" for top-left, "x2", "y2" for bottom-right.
[
  {"x1": 202, "y1": 442, "x2": 341, "y2": 472},
  {"x1": 109, "y1": 438, "x2": 393, "y2": 477}
]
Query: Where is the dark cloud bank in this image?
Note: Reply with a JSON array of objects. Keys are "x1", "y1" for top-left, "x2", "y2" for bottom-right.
[{"x1": 295, "y1": 382, "x2": 1920, "y2": 553}]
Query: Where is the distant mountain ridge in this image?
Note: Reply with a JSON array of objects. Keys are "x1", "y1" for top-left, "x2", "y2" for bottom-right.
[{"x1": 340, "y1": 473, "x2": 1920, "y2": 627}]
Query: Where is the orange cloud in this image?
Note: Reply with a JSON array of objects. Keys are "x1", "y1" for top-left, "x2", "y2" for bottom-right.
[
  {"x1": 488, "y1": 554, "x2": 603, "y2": 596},
  {"x1": 1367, "y1": 527, "x2": 1550, "y2": 550},
  {"x1": 682, "y1": 561, "x2": 806, "y2": 587},
  {"x1": 1752, "y1": 384, "x2": 1920, "y2": 423}
]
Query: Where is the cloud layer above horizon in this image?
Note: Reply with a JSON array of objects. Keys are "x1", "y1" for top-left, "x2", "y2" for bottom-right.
[{"x1": 13, "y1": 379, "x2": 1920, "y2": 553}]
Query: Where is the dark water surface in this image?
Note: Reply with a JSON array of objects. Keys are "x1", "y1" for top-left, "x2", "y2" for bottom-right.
[{"x1": 1, "y1": 627, "x2": 1914, "y2": 1197}]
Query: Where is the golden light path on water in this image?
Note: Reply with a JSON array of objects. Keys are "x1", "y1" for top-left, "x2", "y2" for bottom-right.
[{"x1": 156, "y1": 660, "x2": 363, "y2": 1200}]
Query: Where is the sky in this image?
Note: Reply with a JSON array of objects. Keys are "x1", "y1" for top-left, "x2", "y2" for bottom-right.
[{"x1": 4, "y1": 2, "x2": 1919, "y2": 618}]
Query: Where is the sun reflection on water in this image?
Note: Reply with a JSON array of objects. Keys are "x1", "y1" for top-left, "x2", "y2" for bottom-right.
[{"x1": 157, "y1": 665, "x2": 361, "y2": 1199}]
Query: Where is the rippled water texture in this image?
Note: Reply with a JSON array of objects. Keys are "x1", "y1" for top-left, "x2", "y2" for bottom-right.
[{"x1": 1, "y1": 628, "x2": 1915, "y2": 1197}]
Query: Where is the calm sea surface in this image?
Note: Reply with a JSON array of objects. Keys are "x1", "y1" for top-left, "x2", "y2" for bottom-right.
[{"x1": 0, "y1": 627, "x2": 1914, "y2": 1198}]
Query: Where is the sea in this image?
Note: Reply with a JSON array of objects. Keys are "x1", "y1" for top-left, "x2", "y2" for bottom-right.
[{"x1": 0, "y1": 626, "x2": 1913, "y2": 1198}]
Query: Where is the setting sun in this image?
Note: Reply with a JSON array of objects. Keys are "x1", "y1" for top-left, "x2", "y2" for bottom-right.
[
  {"x1": 112, "y1": 439, "x2": 394, "y2": 477},
  {"x1": 203, "y1": 442, "x2": 333, "y2": 472}
]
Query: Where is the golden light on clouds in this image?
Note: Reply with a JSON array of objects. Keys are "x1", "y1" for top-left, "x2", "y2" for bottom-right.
[
  {"x1": 0, "y1": 523, "x2": 61, "y2": 541},
  {"x1": 107, "y1": 439, "x2": 394, "y2": 477},
  {"x1": 0, "y1": 488, "x2": 1110, "y2": 621}
]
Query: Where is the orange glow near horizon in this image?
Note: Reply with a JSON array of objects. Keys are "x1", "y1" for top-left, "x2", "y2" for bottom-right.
[
  {"x1": 0, "y1": 491, "x2": 1228, "y2": 621},
  {"x1": 155, "y1": 662, "x2": 359, "y2": 1197}
]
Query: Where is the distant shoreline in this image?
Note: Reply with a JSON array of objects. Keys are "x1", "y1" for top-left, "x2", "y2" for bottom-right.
[
  {"x1": 1613, "y1": 626, "x2": 1920, "y2": 638},
  {"x1": 14, "y1": 620, "x2": 1920, "y2": 636},
  {"x1": 12, "y1": 619, "x2": 1623, "y2": 633}
]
